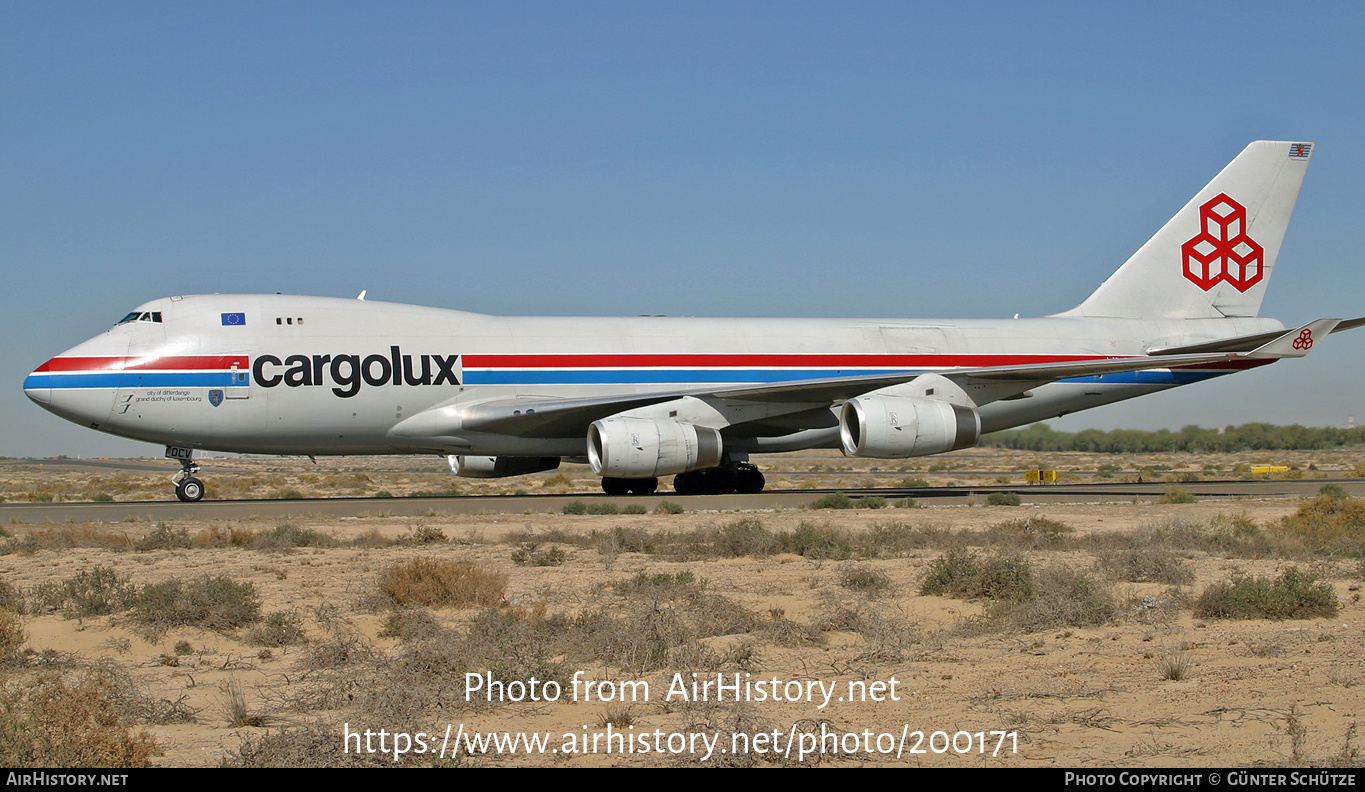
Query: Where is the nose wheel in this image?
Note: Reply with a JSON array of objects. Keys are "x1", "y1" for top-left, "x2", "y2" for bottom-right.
[
  {"x1": 175, "y1": 476, "x2": 205, "y2": 502},
  {"x1": 168, "y1": 450, "x2": 206, "y2": 502}
]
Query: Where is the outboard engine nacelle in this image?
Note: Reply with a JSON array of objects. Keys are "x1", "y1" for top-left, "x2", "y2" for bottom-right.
[
  {"x1": 587, "y1": 417, "x2": 723, "y2": 478},
  {"x1": 839, "y1": 396, "x2": 980, "y2": 458},
  {"x1": 448, "y1": 455, "x2": 561, "y2": 478}
]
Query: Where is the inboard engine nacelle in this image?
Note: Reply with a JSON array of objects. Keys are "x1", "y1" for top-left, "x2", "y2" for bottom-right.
[
  {"x1": 587, "y1": 417, "x2": 723, "y2": 478},
  {"x1": 839, "y1": 396, "x2": 981, "y2": 458},
  {"x1": 448, "y1": 455, "x2": 561, "y2": 478}
]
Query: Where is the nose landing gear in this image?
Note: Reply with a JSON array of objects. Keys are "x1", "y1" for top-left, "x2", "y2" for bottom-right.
[{"x1": 166, "y1": 446, "x2": 205, "y2": 502}]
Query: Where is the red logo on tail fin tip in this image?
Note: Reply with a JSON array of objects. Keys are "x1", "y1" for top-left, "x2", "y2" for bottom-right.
[
  {"x1": 1181, "y1": 193, "x2": 1264, "y2": 293},
  {"x1": 1291, "y1": 329, "x2": 1313, "y2": 350}
]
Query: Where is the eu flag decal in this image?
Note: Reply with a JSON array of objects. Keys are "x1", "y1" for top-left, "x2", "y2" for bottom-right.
[{"x1": 221, "y1": 312, "x2": 246, "y2": 326}]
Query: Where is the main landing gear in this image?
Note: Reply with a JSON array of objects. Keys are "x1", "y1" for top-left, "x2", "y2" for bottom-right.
[
  {"x1": 597, "y1": 462, "x2": 766, "y2": 496},
  {"x1": 672, "y1": 462, "x2": 765, "y2": 496},
  {"x1": 167, "y1": 447, "x2": 205, "y2": 502},
  {"x1": 600, "y1": 476, "x2": 659, "y2": 496}
]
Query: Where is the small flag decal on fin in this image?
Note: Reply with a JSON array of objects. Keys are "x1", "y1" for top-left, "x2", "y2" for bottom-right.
[
  {"x1": 1289, "y1": 143, "x2": 1312, "y2": 159},
  {"x1": 221, "y1": 312, "x2": 246, "y2": 326}
]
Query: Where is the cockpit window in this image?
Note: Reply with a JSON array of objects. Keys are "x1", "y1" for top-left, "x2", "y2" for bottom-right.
[{"x1": 115, "y1": 311, "x2": 163, "y2": 326}]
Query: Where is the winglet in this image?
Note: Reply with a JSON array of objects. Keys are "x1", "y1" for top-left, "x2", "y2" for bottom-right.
[{"x1": 1245, "y1": 318, "x2": 1340, "y2": 359}]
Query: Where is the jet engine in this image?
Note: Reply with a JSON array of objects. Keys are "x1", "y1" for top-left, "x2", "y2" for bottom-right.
[
  {"x1": 839, "y1": 396, "x2": 980, "y2": 458},
  {"x1": 587, "y1": 417, "x2": 723, "y2": 478},
  {"x1": 447, "y1": 455, "x2": 561, "y2": 478}
]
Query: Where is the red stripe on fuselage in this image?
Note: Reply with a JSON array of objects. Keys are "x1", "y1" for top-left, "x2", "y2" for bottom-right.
[
  {"x1": 34, "y1": 355, "x2": 250, "y2": 373},
  {"x1": 462, "y1": 353, "x2": 1112, "y2": 368}
]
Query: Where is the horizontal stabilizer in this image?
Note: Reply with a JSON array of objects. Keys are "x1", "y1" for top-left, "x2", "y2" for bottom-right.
[{"x1": 1244, "y1": 318, "x2": 1340, "y2": 359}]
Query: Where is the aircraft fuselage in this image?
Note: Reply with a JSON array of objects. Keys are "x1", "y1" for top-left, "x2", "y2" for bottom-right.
[{"x1": 24, "y1": 293, "x2": 1282, "y2": 457}]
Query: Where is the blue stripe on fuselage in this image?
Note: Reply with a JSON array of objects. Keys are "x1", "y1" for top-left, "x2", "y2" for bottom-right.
[
  {"x1": 23, "y1": 368, "x2": 1229, "y2": 391},
  {"x1": 463, "y1": 368, "x2": 1232, "y2": 386},
  {"x1": 23, "y1": 372, "x2": 249, "y2": 390}
]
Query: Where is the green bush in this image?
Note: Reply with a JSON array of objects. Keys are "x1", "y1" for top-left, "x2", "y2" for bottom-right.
[
  {"x1": 1158, "y1": 486, "x2": 1199, "y2": 504},
  {"x1": 807, "y1": 492, "x2": 855, "y2": 510},
  {"x1": 134, "y1": 575, "x2": 261, "y2": 632},
  {"x1": 781, "y1": 522, "x2": 852, "y2": 559},
  {"x1": 1317, "y1": 484, "x2": 1349, "y2": 500},
  {"x1": 920, "y1": 549, "x2": 1033, "y2": 601},
  {"x1": 986, "y1": 492, "x2": 1022, "y2": 507},
  {"x1": 1195, "y1": 568, "x2": 1338, "y2": 620},
  {"x1": 562, "y1": 501, "x2": 588, "y2": 515},
  {"x1": 653, "y1": 501, "x2": 685, "y2": 515}
]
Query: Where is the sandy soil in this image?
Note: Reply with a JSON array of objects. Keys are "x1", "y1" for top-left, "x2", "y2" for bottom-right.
[{"x1": 2, "y1": 495, "x2": 1362, "y2": 768}]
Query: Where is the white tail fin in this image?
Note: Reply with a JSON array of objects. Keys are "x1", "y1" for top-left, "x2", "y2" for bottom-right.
[{"x1": 1059, "y1": 141, "x2": 1313, "y2": 320}]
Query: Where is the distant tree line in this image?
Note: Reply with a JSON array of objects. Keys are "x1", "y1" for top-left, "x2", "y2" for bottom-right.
[{"x1": 980, "y1": 423, "x2": 1365, "y2": 453}]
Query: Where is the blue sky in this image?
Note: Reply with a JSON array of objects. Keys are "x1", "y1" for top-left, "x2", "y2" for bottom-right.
[{"x1": 4, "y1": 1, "x2": 1365, "y2": 457}]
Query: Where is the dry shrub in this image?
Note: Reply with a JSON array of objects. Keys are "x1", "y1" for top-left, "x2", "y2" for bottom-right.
[
  {"x1": 351, "y1": 528, "x2": 391, "y2": 548},
  {"x1": 973, "y1": 567, "x2": 1116, "y2": 634},
  {"x1": 379, "y1": 559, "x2": 506, "y2": 607},
  {"x1": 0, "y1": 668, "x2": 159, "y2": 767},
  {"x1": 1098, "y1": 547, "x2": 1196, "y2": 585},
  {"x1": 3, "y1": 525, "x2": 133, "y2": 554},
  {"x1": 246, "y1": 611, "x2": 306, "y2": 647},
  {"x1": 220, "y1": 679, "x2": 269, "y2": 727},
  {"x1": 1274, "y1": 495, "x2": 1365, "y2": 555},
  {"x1": 0, "y1": 609, "x2": 26, "y2": 659},
  {"x1": 133, "y1": 523, "x2": 192, "y2": 551},
  {"x1": 818, "y1": 597, "x2": 919, "y2": 662},
  {"x1": 0, "y1": 581, "x2": 21, "y2": 613},
  {"x1": 191, "y1": 524, "x2": 259, "y2": 548},
  {"x1": 30, "y1": 566, "x2": 138, "y2": 618},
  {"x1": 510, "y1": 542, "x2": 567, "y2": 566},
  {"x1": 1155, "y1": 650, "x2": 1193, "y2": 681},
  {"x1": 838, "y1": 564, "x2": 893, "y2": 596},
  {"x1": 989, "y1": 516, "x2": 1075, "y2": 548},
  {"x1": 250, "y1": 523, "x2": 335, "y2": 550},
  {"x1": 226, "y1": 722, "x2": 392, "y2": 767},
  {"x1": 399, "y1": 525, "x2": 447, "y2": 545},
  {"x1": 1115, "y1": 515, "x2": 1274, "y2": 558}
]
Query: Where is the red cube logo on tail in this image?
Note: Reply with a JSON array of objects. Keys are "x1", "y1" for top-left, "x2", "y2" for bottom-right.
[{"x1": 1181, "y1": 193, "x2": 1264, "y2": 292}]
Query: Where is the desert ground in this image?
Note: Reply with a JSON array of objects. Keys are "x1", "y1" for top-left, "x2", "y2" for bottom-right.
[{"x1": 1, "y1": 448, "x2": 1362, "y2": 768}]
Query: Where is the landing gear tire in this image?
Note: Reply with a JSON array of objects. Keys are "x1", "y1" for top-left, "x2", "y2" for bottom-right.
[
  {"x1": 673, "y1": 470, "x2": 701, "y2": 496},
  {"x1": 675, "y1": 464, "x2": 764, "y2": 496},
  {"x1": 628, "y1": 477, "x2": 659, "y2": 495},
  {"x1": 601, "y1": 477, "x2": 632, "y2": 496},
  {"x1": 176, "y1": 476, "x2": 205, "y2": 502},
  {"x1": 736, "y1": 466, "x2": 765, "y2": 494},
  {"x1": 700, "y1": 467, "x2": 736, "y2": 495}
]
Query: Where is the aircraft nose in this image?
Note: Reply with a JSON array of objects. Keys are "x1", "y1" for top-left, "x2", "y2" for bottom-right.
[{"x1": 23, "y1": 360, "x2": 53, "y2": 406}]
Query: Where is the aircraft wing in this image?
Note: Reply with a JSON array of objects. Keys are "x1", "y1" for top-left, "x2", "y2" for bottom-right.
[{"x1": 450, "y1": 322, "x2": 1333, "y2": 438}]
